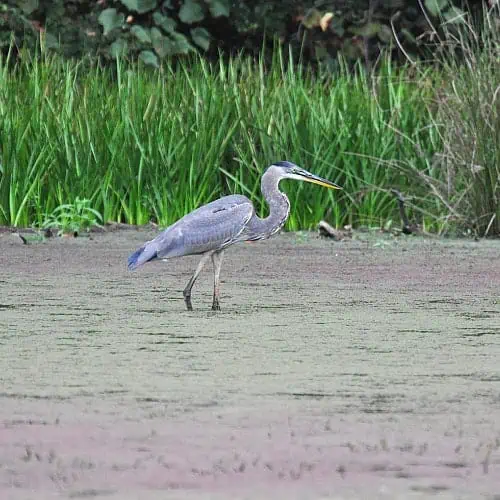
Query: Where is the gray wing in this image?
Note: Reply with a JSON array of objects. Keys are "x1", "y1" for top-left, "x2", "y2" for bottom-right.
[{"x1": 153, "y1": 195, "x2": 254, "y2": 259}]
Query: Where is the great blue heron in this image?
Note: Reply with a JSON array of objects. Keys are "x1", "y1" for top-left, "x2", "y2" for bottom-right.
[{"x1": 128, "y1": 161, "x2": 341, "y2": 311}]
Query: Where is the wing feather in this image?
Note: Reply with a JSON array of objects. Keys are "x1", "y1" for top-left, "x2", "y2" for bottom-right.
[{"x1": 154, "y1": 195, "x2": 254, "y2": 259}]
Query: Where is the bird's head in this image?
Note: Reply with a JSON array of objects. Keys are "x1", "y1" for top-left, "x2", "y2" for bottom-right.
[{"x1": 270, "y1": 161, "x2": 342, "y2": 190}]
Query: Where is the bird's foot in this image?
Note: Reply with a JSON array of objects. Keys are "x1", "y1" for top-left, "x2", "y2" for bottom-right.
[
  {"x1": 183, "y1": 292, "x2": 193, "y2": 311},
  {"x1": 211, "y1": 299, "x2": 221, "y2": 312}
]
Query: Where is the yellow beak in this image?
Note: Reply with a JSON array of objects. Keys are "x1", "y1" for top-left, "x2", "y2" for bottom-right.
[{"x1": 301, "y1": 171, "x2": 342, "y2": 190}]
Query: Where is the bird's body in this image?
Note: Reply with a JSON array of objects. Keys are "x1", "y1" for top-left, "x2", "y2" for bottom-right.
[
  {"x1": 128, "y1": 195, "x2": 252, "y2": 267},
  {"x1": 128, "y1": 161, "x2": 341, "y2": 311}
]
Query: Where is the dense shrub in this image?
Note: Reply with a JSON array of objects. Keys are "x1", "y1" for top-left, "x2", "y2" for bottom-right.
[{"x1": 0, "y1": 0, "x2": 485, "y2": 67}]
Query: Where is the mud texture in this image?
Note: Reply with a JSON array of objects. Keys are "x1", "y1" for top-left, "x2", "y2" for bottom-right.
[{"x1": 0, "y1": 230, "x2": 499, "y2": 500}]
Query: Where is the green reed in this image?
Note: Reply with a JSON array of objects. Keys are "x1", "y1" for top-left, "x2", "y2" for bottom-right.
[{"x1": 0, "y1": 47, "x2": 439, "y2": 231}]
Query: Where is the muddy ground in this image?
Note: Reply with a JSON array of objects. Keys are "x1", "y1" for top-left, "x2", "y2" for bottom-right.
[{"x1": 0, "y1": 229, "x2": 499, "y2": 500}]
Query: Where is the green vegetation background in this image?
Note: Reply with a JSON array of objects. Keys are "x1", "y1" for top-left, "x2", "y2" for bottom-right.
[{"x1": 0, "y1": 1, "x2": 498, "y2": 236}]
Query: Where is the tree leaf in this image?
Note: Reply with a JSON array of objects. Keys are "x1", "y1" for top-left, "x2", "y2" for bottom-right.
[
  {"x1": 151, "y1": 27, "x2": 169, "y2": 57},
  {"x1": 139, "y1": 50, "x2": 159, "y2": 67},
  {"x1": 320, "y1": 13, "x2": 334, "y2": 32},
  {"x1": 301, "y1": 8, "x2": 322, "y2": 29},
  {"x1": 153, "y1": 12, "x2": 177, "y2": 33},
  {"x1": 190, "y1": 27, "x2": 210, "y2": 51},
  {"x1": 207, "y1": 0, "x2": 229, "y2": 18},
  {"x1": 377, "y1": 24, "x2": 393, "y2": 43},
  {"x1": 314, "y1": 45, "x2": 328, "y2": 60},
  {"x1": 110, "y1": 38, "x2": 128, "y2": 59},
  {"x1": 119, "y1": 0, "x2": 158, "y2": 14},
  {"x1": 424, "y1": 0, "x2": 448, "y2": 17},
  {"x1": 350, "y1": 22, "x2": 381, "y2": 37},
  {"x1": 151, "y1": 28, "x2": 193, "y2": 57},
  {"x1": 131, "y1": 25, "x2": 151, "y2": 43},
  {"x1": 340, "y1": 38, "x2": 362, "y2": 60},
  {"x1": 169, "y1": 31, "x2": 193, "y2": 54},
  {"x1": 98, "y1": 9, "x2": 125, "y2": 37},
  {"x1": 179, "y1": 0, "x2": 204, "y2": 24},
  {"x1": 42, "y1": 32, "x2": 59, "y2": 50},
  {"x1": 329, "y1": 17, "x2": 345, "y2": 36},
  {"x1": 19, "y1": 0, "x2": 38, "y2": 15}
]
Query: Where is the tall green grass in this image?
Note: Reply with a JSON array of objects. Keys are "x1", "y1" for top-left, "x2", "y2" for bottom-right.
[
  {"x1": 381, "y1": 6, "x2": 500, "y2": 237},
  {"x1": 0, "y1": 45, "x2": 449, "y2": 232},
  {"x1": 425, "y1": 9, "x2": 499, "y2": 236}
]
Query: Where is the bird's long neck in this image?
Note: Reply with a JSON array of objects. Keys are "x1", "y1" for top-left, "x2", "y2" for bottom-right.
[{"x1": 246, "y1": 169, "x2": 290, "y2": 240}]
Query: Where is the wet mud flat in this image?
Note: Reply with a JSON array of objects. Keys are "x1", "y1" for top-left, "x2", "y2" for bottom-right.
[{"x1": 0, "y1": 230, "x2": 499, "y2": 500}]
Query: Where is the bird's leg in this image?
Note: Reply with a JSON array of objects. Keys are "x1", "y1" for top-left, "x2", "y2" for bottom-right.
[
  {"x1": 183, "y1": 252, "x2": 212, "y2": 311},
  {"x1": 211, "y1": 250, "x2": 224, "y2": 311}
]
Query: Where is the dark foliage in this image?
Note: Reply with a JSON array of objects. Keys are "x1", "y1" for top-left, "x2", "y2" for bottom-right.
[{"x1": 0, "y1": 1, "x2": 491, "y2": 67}]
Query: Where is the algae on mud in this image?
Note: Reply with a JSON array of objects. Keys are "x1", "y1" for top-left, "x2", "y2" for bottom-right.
[{"x1": 0, "y1": 230, "x2": 499, "y2": 499}]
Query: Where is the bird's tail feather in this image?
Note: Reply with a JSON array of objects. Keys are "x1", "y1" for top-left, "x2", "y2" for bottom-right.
[{"x1": 128, "y1": 242, "x2": 158, "y2": 270}]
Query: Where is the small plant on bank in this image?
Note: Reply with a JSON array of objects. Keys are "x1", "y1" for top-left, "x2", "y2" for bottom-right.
[{"x1": 41, "y1": 198, "x2": 103, "y2": 236}]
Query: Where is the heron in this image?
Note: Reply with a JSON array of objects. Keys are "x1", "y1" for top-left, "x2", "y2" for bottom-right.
[{"x1": 128, "y1": 161, "x2": 341, "y2": 311}]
